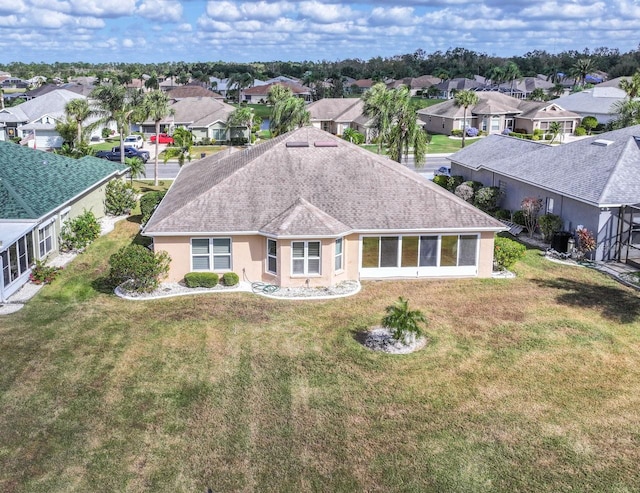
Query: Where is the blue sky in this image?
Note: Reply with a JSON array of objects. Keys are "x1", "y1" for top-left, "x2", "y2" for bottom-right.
[{"x1": 1, "y1": 0, "x2": 639, "y2": 63}]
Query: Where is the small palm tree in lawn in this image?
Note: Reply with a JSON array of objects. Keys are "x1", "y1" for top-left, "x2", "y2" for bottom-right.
[
  {"x1": 386, "y1": 86, "x2": 427, "y2": 167},
  {"x1": 125, "y1": 157, "x2": 145, "y2": 184},
  {"x1": 454, "y1": 89, "x2": 479, "y2": 148},
  {"x1": 143, "y1": 90, "x2": 173, "y2": 185},
  {"x1": 91, "y1": 82, "x2": 128, "y2": 163},
  {"x1": 363, "y1": 82, "x2": 395, "y2": 155},
  {"x1": 382, "y1": 297, "x2": 427, "y2": 344},
  {"x1": 225, "y1": 106, "x2": 254, "y2": 144},
  {"x1": 163, "y1": 127, "x2": 193, "y2": 166}
]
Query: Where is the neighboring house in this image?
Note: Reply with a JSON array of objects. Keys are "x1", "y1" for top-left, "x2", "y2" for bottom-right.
[
  {"x1": 0, "y1": 89, "x2": 86, "y2": 148},
  {"x1": 166, "y1": 85, "x2": 224, "y2": 101},
  {"x1": 549, "y1": 79, "x2": 628, "y2": 124},
  {"x1": 143, "y1": 127, "x2": 505, "y2": 288},
  {"x1": 159, "y1": 77, "x2": 183, "y2": 91},
  {"x1": 433, "y1": 78, "x2": 484, "y2": 99},
  {"x1": 349, "y1": 79, "x2": 375, "y2": 94},
  {"x1": 139, "y1": 97, "x2": 248, "y2": 144},
  {"x1": 210, "y1": 77, "x2": 232, "y2": 98},
  {"x1": 483, "y1": 77, "x2": 556, "y2": 100},
  {"x1": 0, "y1": 141, "x2": 128, "y2": 301},
  {"x1": 448, "y1": 126, "x2": 640, "y2": 263},
  {"x1": 307, "y1": 98, "x2": 373, "y2": 141},
  {"x1": 386, "y1": 75, "x2": 442, "y2": 96},
  {"x1": 418, "y1": 92, "x2": 581, "y2": 136},
  {"x1": 242, "y1": 82, "x2": 312, "y2": 103}
]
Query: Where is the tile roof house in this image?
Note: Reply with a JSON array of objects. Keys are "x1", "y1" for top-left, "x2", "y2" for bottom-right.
[
  {"x1": 418, "y1": 92, "x2": 581, "y2": 136},
  {"x1": 138, "y1": 97, "x2": 247, "y2": 144},
  {"x1": 0, "y1": 89, "x2": 86, "y2": 148},
  {"x1": 433, "y1": 78, "x2": 484, "y2": 99},
  {"x1": 143, "y1": 127, "x2": 505, "y2": 288},
  {"x1": 166, "y1": 85, "x2": 224, "y2": 101},
  {"x1": 448, "y1": 125, "x2": 640, "y2": 263},
  {"x1": 0, "y1": 141, "x2": 128, "y2": 301},
  {"x1": 307, "y1": 98, "x2": 374, "y2": 141}
]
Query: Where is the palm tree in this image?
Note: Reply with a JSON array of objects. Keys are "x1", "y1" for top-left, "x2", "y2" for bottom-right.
[
  {"x1": 228, "y1": 72, "x2": 254, "y2": 103},
  {"x1": 611, "y1": 99, "x2": 640, "y2": 129},
  {"x1": 266, "y1": 84, "x2": 292, "y2": 106},
  {"x1": 571, "y1": 58, "x2": 595, "y2": 88},
  {"x1": 125, "y1": 156, "x2": 146, "y2": 184},
  {"x1": 363, "y1": 82, "x2": 395, "y2": 154},
  {"x1": 64, "y1": 98, "x2": 92, "y2": 145},
  {"x1": 528, "y1": 88, "x2": 547, "y2": 102},
  {"x1": 225, "y1": 106, "x2": 254, "y2": 144},
  {"x1": 381, "y1": 297, "x2": 427, "y2": 344},
  {"x1": 487, "y1": 66, "x2": 505, "y2": 86},
  {"x1": 269, "y1": 96, "x2": 310, "y2": 137},
  {"x1": 90, "y1": 83, "x2": 128, "y2": 163},
  {"x1": 619, "y1": 71, "x2": 640, "y2": 99},
  {"x1": 143, "y1": 90, "x2": 173, "y2": 185},
  {"x1": 548, "y1": 121, "x2": 562, "y2": 144},
  {"x1": 453, "y1": 90, "x2": 479, "y2": 148},
  {"x1": 503, "y1": 62, "x2": 522, "y2": 96},
  {"x1": 145, "y1": 72, "x2": 160, "y2": 91},
  {"x1": 163, "y1": 127, "x2": 193, "y2": 166},
  {"x1": 386, "y1": 86, "x2": 427, "y2": 167}
]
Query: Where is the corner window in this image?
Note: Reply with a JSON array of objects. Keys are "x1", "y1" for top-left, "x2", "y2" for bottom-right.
[
  {"x1": 335, "y1": 238, "x2": 343, "y2": 271},
  {"x1": 292, "y1": 241, "x2": 321, "y2": 275},
  {"x1": 267, "y1": 239, "x2": 277, "y2": 274},
  {"x1": 191, "y1": 238, "x2": 231, "y2": 271}
]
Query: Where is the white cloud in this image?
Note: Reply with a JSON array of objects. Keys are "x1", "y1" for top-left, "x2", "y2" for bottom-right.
[
  {"x1": 240, "y1": 1, "x2": 294, "y2": 20},
  {"x1": 298, "y1": 1, "x2": 357, "y2": 23},
  {"x1": 137, "y1": 0, "x2": 183, "y2": 22},
  {"x1": 368, "y1": 6, "x2": 416, "y2": 26},
  {"x1": 206, "y1": 1, "x2": 243, "y2": 21}
]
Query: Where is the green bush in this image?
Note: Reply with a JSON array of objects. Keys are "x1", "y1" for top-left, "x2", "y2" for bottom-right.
[
  {"x1": 432, "y1": 175, "x2": 449, "y2": 189},
  {"x1": 512, "y1": 210, "x2": 526, "y2": 226},
  {"x1": 60, "y1": 210, "x2": 101, "y2": 251},
  {"x1": 494, "y1": 209, "x2": 511, "y2": 220},
  {"x1": 538, "y1": 213, "x2": 563, "y2": 240},
  {"x1": 574, "y1": 126, "x2": 587, "y2": 136},
  {"x1": 105, "y1": 180, "x2": 136, "y2": 216},
  {"x1": 184, "y1": 272, "x2": 219, "y2": 288},
  {"x1": 222, "y1": 272, "x2": 240, "y2": 286},
  {"x1": 455, "y1": 182, "x2": 475, "y2": 202},
  {"x1": 29, "y1": 259, "x2": 63, "y2": 284},
  {"x1": 447, "y1": 175, "x2": 464, "y2": 193},
  {"x1": 544, "y1": 134, "x2": 553, "y2": 140},
  {"x1": 494, "y1": 236, "x2": 526, "y2": 270},
  {"x1": 140, "y1": 191, "x2": 167, "y2": 224},
  {"x1": 101, "y1": 127, "x2": 111, "y2": 139},
  {"x1": 474, "y1": 186, "x2": 501, "y2": 212},
  {"x1": 451, "y1": 129, "x2": 463, "y2": 137},
  {"x1": 531, "y1": 134, "x2": 540, "y2": 141},
  {"x1": 533, "y1": 128, "x2": 544, "y2": 136},
  {"x1": 109, "y1": 244, "x2": 171, "y2": 293}
]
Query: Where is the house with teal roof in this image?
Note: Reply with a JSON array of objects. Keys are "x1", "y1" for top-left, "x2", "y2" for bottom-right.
[{"x1": 0, "y1": 141, "x2": 128, "y2": 301}]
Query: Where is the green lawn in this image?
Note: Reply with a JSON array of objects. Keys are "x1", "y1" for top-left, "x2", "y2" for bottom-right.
[
  {"x1": 89, "y1": 138, "x2": 121, "y2": 151},
  {"x1": 2, "y1": 218, "x2": 640, "y2": 492},
  {"x1": 361, "y1": 134, "x2": 480, "y2": 155}
]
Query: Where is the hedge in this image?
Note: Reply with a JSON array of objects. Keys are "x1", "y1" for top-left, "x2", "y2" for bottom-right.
[{"x1": 184, "y1": 272, "x2": 219, "y2": 288}]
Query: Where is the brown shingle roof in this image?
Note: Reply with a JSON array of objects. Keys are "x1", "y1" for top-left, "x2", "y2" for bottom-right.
[
  {"x1": 144, "y1": 127, "x2": 504, "y2": 237},
  {"x1": 144, "y1": 97, "x2": 236, "y2": 127},
  {"x1": 243, "y1": 82, "x2": 310, "y2": 97},
  {"x1": 167, "y1": 86, "x2": 224, "y2": 99}
]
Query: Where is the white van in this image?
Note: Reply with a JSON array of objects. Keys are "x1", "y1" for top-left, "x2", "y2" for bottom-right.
[{"x1": 123, "y1": 135, "x2": 144, "y2": 149}]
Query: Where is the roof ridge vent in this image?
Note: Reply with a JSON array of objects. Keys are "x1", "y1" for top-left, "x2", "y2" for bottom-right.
[
  {"x1": 314, "y1": 141, "x2": 338, "y2": 147},
  {"x1": 592, "y1": 139, "x2": 614, "y2": 147},
  {"x1": 286, "y1": 141, "x2": 309, "y2": 148}
]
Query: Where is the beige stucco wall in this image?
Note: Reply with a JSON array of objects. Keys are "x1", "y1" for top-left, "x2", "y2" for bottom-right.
[{"x1": 478, "y1": 231, "x2": 496, "y2": 277}]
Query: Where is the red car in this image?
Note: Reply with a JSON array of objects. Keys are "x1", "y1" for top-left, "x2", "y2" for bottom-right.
[{"x1": 150, "y1": 133, "x2": 174, "y2": 144}]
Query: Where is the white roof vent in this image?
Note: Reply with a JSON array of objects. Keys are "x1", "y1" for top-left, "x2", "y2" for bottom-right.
[{"x1": 592, "y1": 139, "x2": 614, "y2": 147}]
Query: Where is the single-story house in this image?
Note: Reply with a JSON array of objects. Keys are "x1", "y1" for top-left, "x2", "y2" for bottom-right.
[
  {"x1": 166, "y1": 85, "x2": 224, "y2": 101},
  {"x1": 0, "y1": 89, "x2": 86, "y2": 148},
  {"x1": 242, "y1": 82, "x2": 312, "y2": 103},
  {"x1": 433, "y1": 78, "x2": 484, "y2": 99},
  {"x1": 307, "y1": 98, "x2": 374, "y2": 141},
  {"x1": 0, "y1": 141, "x2": 128, "y2": 301},
  {"x1": 480, "y1": 77, "x2": 556, "y2": 100},
  {"x1": 143, "y1": 127, "x2": 505, "y2": 288},
  {"x1": 418, "y1": 92, "x2": 582, "y2": 136},
  {"x1": 448, "y1": 125, "x2": 640, "y2": 263},
  {"x1": 138, "y1": 97, "x2": 248, "y2": 144},
  {"x1": 386, "y1": 75, "x2": 442, "y2": 96},
  {"x1": 548, "y1": 79, "x2": 628, "y2": 124}
]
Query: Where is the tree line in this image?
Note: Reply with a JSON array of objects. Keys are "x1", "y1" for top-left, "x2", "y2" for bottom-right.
[{"x1": 3, "y1": 46, "x2": 640, "y2": 85}]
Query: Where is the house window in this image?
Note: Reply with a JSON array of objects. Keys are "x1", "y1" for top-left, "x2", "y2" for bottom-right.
[
  {"x1": 191, "y1": 238, "x2": 232, "y2": 271},
  {"x1": 361, "y1": 234, "x2": 478, "y2": 269},
  {"x1": 335, "y1": 237, "x2": 343, "y2": 271},
  {"x1": 292, "y1": 241, "x2": 321, "y2": 275},
  {"x1": 1, "y1": 232, "x2": 33, "y2": 286},
  {"x1": 38, "y1": 222, "x2": 54, "y2": 257},
  {"x1": 211, "y1": 128, "x2": 226, "y2": 142},
  {"x1": 267, "y1": 239, "x2": 277, "y2": 274},
  {"x1": 546, "y1": 198, "x2": 554, "y2": 214},
  {"x1": 491, "y1": 116, "x2": 500, "y2": 132}
]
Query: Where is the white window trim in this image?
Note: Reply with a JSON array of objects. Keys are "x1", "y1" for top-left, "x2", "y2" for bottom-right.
[
  {"x1": 190, "y1": 237, "x2": 232, "y2": 272},
  {"x1": 267, "y1": 239, "x2": 277, "y2": 274},
  {"x1": 291, "y1": 240, "x2": 322, "y2": 276},
  {"x1": 359, "y1": 234, "x2": 479, "y2": 278},
  {"x1": 38, "y1": 222, "x2": 55, "y2": 258},
  {"x1": 335, "y1": 237, "x2": 344, "y2": 273}
]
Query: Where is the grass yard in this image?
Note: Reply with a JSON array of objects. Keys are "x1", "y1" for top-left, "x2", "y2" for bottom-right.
[
  {"x1": 2, "y1": 218, "x2": 640, "y2": 492},
  {"x1": 426, "y1": 134, "x2": 481, "y2": 153}
]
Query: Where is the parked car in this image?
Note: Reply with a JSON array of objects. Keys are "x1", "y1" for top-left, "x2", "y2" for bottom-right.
[
  {"x1": 95, "y1": 146, "x2": 150, "y2": 163},
  {"x1": 123, "y1": 134, "x2": 144, "y2": 149},
  {"x1": 434, "y1": 166, "x2": 451, "y2": 177},
  {"x1": 150, "y1": 133, "x2": 174, "y2": 144}
]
